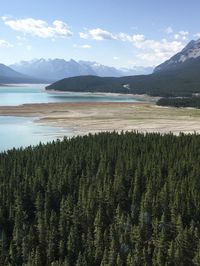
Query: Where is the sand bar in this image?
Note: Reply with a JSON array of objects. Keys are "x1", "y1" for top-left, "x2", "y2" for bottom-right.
[{"x1": 0, "y1": 102, "x2": 200, "y2": 136}]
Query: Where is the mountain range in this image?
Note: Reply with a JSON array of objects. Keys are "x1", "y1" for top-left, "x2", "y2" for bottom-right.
[
  {"x1": 47, "y1": 38, "x2": 200, "y2": 97},
  {"x1": 9, "y1": 59, "x2": 153, "y2": 82},
  {"x1": 1, "y1": 38, "x2": 200, "y2": 93},
  {"x1": 0, "y1": 59, "x2": 153, "y2": 84}
]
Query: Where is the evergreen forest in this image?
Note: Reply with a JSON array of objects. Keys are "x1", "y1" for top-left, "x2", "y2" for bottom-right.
[
  {"x1": 157, "y1": 96, "x2": 200, "y2": 108},
  {"x1": 0, "y1": 132, "x2": 200, "y2": 265}
]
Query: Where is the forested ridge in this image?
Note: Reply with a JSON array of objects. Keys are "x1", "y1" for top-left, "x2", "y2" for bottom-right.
[
  {"x1": 46, "y1": 68, "x2": 200, "y2": 98},
  {"x1": 0, "y1": 132, "x2": 200, "y2": 265}
]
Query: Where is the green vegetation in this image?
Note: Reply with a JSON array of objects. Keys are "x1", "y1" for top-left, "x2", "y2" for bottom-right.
[
  {"x1": 46, "y1": 59, "x2": 200, "y2": 98},
  {"x1": 0, "y1": 132, "x2": 200, "y2": 265},
  {"x1": 157, "y1": 96, "x2": 200, "y2": 108},
  {"x1": 46, "y1": 75, "x2": 128, "y2": 94}
]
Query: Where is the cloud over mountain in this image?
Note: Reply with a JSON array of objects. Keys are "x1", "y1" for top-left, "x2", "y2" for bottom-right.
[{"x1": 80, "y1": 27, "x2": 186, "y2": 65}]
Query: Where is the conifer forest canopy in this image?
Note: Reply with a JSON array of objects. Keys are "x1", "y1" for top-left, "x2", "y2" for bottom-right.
[{"x1": 0, "y1": 132, "x2": 200, "y2": 265}]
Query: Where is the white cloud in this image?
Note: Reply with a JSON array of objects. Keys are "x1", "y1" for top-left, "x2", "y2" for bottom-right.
[
  {"x1": 79, "y1": 27, "x2": 184, "y2": 64},
  {"x1": 80, "y1": 28, "x2": 116, "y2": 40},
  {"x1": 194, "y1": 33, "x2": 200, "y2": 39},
  {"x1": 118, "y1": 32, "x2": 184, "y2": 65},
  {"x1": 165, "y1": 26, "x2": 173, "y2": 34},
  {"x1": 179, "y1": 30, "x2": 189, "y2": 36},
  {"x1": 118, "y1": 33, "x2": 145, "y2": 42},
  {"x1": 80, "y1": 27, "x2": 185, "y2": 65},
  {"x1": 79, "y1": 32, "x2": 89, "y2": 39},
  {"x1": 81, "y1": 44, "x2": 92, "y2": 49},
  {"x1": 0, "y1": 39, "x2": 13, "y2": 47},
  {"x1": 1, "y1": 16, "x2": 9, "y2": 21},
  {"x1": 174, "y1": 30, "x2": 189, "y2": 40},
  {"x1": 16, "y1": 35, "x2": 27, "y2": 41},
  {"x1": 73, "y1": 44, "x2": 92, "y2": 49},
  {"x1": 113, "y1": 56, "x2": 119, "y2": 60},
  {"x1": 135, "y1": 39, "x2": 184, "y2": 64},
  {"x1": 3, "y1": 18, "x2": 73, "y2": 38}
]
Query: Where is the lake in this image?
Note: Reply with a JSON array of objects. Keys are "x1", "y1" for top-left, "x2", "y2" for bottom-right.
[
  {"x1": 0, "y1": 84, "x2": 139, "y2": 106},
  {"x1": 0, "y1": 116, "x2": 71, "y2": 152},
  {"x1": 0, "y1": 84, "x2": 140, "y2": 151}
]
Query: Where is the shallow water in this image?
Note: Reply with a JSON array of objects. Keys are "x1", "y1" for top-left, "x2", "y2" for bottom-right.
[
  {"x1": 0, "y1": 84, "x2": 139, "y2": 106},
  {"x1": 0, "y1": 116, "x2": 71, "y2": 152},
  {"x1": 0, "y1": 84, "x2": 139, "y2": 151}
]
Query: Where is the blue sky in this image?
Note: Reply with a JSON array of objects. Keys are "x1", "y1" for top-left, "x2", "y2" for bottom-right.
[{"x1": 0, "y1": 0, "x2": 200, "y2": 68}]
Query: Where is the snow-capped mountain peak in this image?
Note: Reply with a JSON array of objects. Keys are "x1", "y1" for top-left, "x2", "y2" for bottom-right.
[
  {"x1": 10, "y1": 58, "x2": 153, "y2": 82},
  {"x1": 178, "y1": 39, "x2": 200, "y2": 62}
]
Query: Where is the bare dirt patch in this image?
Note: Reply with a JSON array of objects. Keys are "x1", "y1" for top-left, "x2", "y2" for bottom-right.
[{"x1": 0, "y1": 102, "x2": 200, "y2": 136}]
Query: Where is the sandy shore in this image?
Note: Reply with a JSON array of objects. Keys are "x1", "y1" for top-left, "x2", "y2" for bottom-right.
[{"x1": 1, "y1": 102, "x2": 200, "y2": 136}]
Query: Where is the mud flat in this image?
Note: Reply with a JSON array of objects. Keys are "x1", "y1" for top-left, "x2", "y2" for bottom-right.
[{"x1": 0, "y1": 102, "x2": 200, "y2": 135}]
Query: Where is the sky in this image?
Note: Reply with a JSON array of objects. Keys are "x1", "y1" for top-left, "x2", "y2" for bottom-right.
[{"x1": 0, "y1": 0, "x2": 200, "y2": 68}]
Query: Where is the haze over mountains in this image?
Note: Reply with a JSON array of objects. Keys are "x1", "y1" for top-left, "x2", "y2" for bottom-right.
[
  {"x1": 10, "y1": 59, "x2": 153, "y2": 82},
  {"x1": 0, "y1": 59, "x2": 152, "y2": 84},
  {"x1": 0, "y1": 64, "x2": 46, "y2": 84},
  {"x1": 0, "y1": 59, "x2": 153, "y2": 84}
]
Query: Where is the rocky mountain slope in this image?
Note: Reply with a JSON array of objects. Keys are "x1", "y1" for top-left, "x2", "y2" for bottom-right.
[{"x1": 154, "y1": 38, "x2": 200, "y2": 73}]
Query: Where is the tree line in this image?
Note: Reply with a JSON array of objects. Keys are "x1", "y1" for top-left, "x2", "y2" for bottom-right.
[{"x1": 157, "y1": 96, "x2": 200, "y2": 108}]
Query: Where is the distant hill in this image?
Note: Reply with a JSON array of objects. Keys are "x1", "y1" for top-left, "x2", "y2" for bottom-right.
[
  {"x1": 46, "y1": 75, "x2": 128, "y2": 93},
  {"x1": 10, "y1": 58, "x2": 153, "y2": 82},
  {"x1": 47, "y1": 39, "x2": 200, "y2": 97},
  {"x1": 0, "y1": 63, "x2": 46, "y2": 84},
  {"x1": 45, "y1": 74, "x2": 157, "y2": 94}
]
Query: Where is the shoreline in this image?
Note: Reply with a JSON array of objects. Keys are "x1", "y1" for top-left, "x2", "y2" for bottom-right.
[
  {"x1": 45, "y1": 89, "x2": 159, "y2": 102},
  {"x1": 0, "y1": 83, "x2": 48, "y2": 87},
  {"x1": 1, "y1": 101, "x2": 200, "y2": 135}
]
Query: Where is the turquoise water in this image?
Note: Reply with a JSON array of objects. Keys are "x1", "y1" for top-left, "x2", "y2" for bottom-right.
[
  {"x1": 0, "y1": 85, "x2": 139, "y2": 151},
  {"x1": 0, "y1": 116, "x2": 71, "y2": 152},
  {"x1": 0, "y1": 85, "x2": 139, "y2": 106}
]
